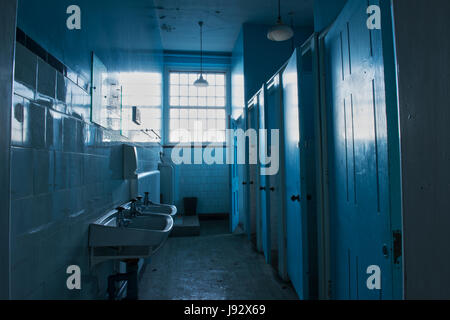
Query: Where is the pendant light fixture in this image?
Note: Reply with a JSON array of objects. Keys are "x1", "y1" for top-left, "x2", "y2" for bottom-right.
[
  {"x1": 267, "y1": 0, "x2": 294, "y2": 42},
  {"x1": 194, "y1": 21, "x2": 209, "y2": 87}
]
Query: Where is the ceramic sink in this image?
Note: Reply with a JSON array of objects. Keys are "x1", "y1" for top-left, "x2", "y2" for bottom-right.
[
  {"x1": 89, "y1": 210, "x2": 173, "y2": 266},
  {"x1": 139, "y1": 203, "x2": 177, "y2": 216}
]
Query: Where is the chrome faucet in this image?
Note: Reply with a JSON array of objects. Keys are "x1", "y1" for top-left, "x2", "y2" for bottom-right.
[
  {"x1": 116, "y1": 207, "x2": 131, "y2": 228},
  {"x1": 129, "y1": 199, "x2": 141, "y2": 217},
  {"x1": 144, "y1": 192, "x2": 150, "y2": 206}
]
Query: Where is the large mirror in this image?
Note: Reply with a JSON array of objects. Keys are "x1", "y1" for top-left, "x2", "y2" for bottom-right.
[{"x1": 91, "y1": 53, "x2": 123, "y2": 133}]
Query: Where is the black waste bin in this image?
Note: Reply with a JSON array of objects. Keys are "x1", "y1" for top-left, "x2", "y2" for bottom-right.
[{"x1": 183, "y1": 197, "x2": 198, "y2": 216}]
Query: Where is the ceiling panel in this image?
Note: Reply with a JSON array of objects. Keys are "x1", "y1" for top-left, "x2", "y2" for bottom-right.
[{"x1": 153, "y1": 0, "x2": 314, "y2": 52}]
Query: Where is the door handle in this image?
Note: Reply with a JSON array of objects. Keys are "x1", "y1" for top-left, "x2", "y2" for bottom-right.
[
  {"x1": 242, "y1": 182, "x2": 247, "y2": 185},
  {"x1": 291, "y1": 195, "x2": 300, "y2": 202},
  {"x1": 260, "y1": 187, "x2": 266, "y2": 191},
  {"x1": 250, "y1": 181, "x2": 254, "y2": 185},
  {"x1": 270, "y1": 187, "x2": 275, "y2": 192}
]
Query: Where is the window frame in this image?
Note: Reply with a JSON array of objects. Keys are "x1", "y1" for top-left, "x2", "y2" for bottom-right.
[{"x1": 164, "y1": 66, "x2": 230, "y2": 147}]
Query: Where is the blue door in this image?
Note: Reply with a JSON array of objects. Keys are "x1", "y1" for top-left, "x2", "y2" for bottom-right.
[
  {"x1": 230, "y1": 118, "x2": 240, "y2": 232},
  {"x1": 258, "y1": 87, "x2": 270, "y2": 264},
  {"x1": 282, "y1": 50, "x2": 309, "y2": 299},
  {"x1": 247, "y1": 97, "x2": 259, "y2": 244},
  {"x1": 266, "y1": 73, "x2": 288, "y2": 280},
  {"x1": 323, "y1": 0, "x2": 396, "y2": 299}
]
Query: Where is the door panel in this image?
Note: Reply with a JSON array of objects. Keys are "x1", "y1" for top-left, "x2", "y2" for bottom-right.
[
  {"x1": 230, "y1": 118, "x2": 240, "y2": 232},
  {"x1": 282, "y1": 50, "x2": 309, "y2": 299},
  {"x1": 247, "y1": 103, "x2": 258, "y2": 244},
  {"x1": 258, "y1": 87, "x2": 270, "y2": 263},
  {"x1": 266, "y1": 75, "x2": 286, "y2": 276},
  {"x1": 323, "y1": 0, "x2": 394, "y2": 299}
]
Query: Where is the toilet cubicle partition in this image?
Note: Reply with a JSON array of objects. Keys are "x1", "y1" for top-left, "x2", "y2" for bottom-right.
[
  {"x1": 244, "y1": 42, "x2": 320, "y2": 295},
  {"x1": 248, "y1": 86, "x2": 276, "y2": 260},
  {"x1": 266, "y1": 72, "x2": 288, "y2": 280},
  {"x1": 281, "y1": 43, "x2": 319, "y2": 299},
  {"x1": 243, "y1": 37, "x2": 324, "y2": 298},
  {"x1": 257, "y1": 86, "x2": 271, "y2": 262},
  {"x1": 319, "y1": 0, "x2": 402, "y2": 299},
  {"x1": 246, "y1": 94, "x2": 260, "y2": 247},
  {"x1": 230, "y1": 116, "x2": 240, "y2": 233}
]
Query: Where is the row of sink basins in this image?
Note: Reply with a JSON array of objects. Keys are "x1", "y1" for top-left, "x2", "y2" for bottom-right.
[{"x1": 88, "y1": 201, "x2": 177, "y2": 267}]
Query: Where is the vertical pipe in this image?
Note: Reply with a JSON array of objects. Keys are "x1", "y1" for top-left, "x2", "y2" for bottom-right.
[{"x1": 0, "y1": 0, "x2": 17, "y2": 300}]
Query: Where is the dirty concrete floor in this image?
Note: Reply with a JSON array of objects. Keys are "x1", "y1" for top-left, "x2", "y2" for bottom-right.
[
  {"x1": 199, "y1": 219, "x2": 229, "y2": 236},
  {"x1": 139, "y1": 227, "x2": 299, "y2": 300}
]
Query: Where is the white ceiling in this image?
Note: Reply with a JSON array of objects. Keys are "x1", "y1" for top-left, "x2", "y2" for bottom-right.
[{"x1": 153, "y1": 0, "x2": 315, "y2": 52}]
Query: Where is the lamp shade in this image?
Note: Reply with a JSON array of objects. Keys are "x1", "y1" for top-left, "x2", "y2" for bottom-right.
[
  {"x1": 267, "y1": 20, "x2": 294, "y2": 42},
  {"x1": 194, "y1": 74, "x2": 209, "y2": 87}
]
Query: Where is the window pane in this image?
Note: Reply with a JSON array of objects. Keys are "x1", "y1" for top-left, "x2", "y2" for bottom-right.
[
  {"x1": 198, "y1": 87, "x2": 207, "y2": 97},
  {"x1": 207, "y1": 86, "x2": 216, "y2": 97},
  {"x1": 180, "y1": 119, "x2": 189, "y2": 129},
  {"x1": 170, "y1": 109, "x2": 179, "y2": 118},
  {"x1": 216, "y1": 109, "x2": 226, "y2": 119},
  {"x1": 189, "y1": 73, "x2": 198, "y2": 84},
  {"x1": 180, "y1": 73, "x2": 189, "y2": 84},
  {"x1": 217, "y1": 119, "x2": 226, "y2": 130},
  {"x1": 180, "y1": 109, "x2": 189, "y2": 118},
  {"x1": 170, "y1": 96, "x2": 179, "y2": 106},
  {"x1": 207, "y1": 119, "x2": 216, "y2": 130},
  {"x1": 207, "y1": 109, "x2": 216, "y2": 118},
  {"x1": 198, "y1": 109, "x2": 206, "y2": 119},
  {"x1": 180, "y1": 85, "x2": 188, "y2": 97},
  {"x1": 168, "y1": 71, "x2": 227, "y2": 143},
  {"x1": 170, "y1": 73, "x2": 179, "y2": 85},
  {"x1": 216, "y1": 130, "x2": 226, "y2": 142},
  {"x1": 216, "y1": 86, "x2": 225, "y2": 97},
  {"x1": 180, "y1": 97, "x2": 189, "y2": 106},
  {"x1": 170, "y1": 119, "x2": 179, "y2": 130},
  {"x1": 170, "y1": 131, "x2": 180, "y2": 143},
  {"x1": 207, "y1": 97, "x2": 216, "y2": 106},
  {"x1": 189, "y1": 85, "x2": 198, "y2": 97},
  {"x1": 206, "y1": 74, "x2": 216, "y2": 85},
  {"x1": 216, "y1": 74, "x2": 225, "y2": 85},
  {"x1": 150, "y1": 96, "x2": 161, "y2": 106},
  {"x1": 198, "y1": 97, "x2": 206, "y2": 106},
  {"x1": 170, "y1": 85, "x2": 179, "y2": 96},
  {"x1": 216, "y1": 97, "x2": 225, "y2": 107},
  {"x1": 189, "y1": 109, "x2": 198, "y2": 119},
  {"x1": 189, "y1": 96, "x2": 198, "y2": 106}
]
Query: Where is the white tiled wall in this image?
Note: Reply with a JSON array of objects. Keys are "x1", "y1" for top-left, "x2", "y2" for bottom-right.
[
  {"x1": 165, "y1": 148, "x2": 230, "y2": 215},
  {"x1": 11, "y1": 43, "x2": 161, "y2": 299}
]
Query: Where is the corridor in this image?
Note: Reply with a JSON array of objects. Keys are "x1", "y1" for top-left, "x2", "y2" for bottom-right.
[{"x1": 139, "y1": 232, "x2": 297, "y2": 300}]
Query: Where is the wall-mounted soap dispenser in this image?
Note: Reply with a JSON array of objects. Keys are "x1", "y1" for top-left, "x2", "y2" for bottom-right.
[{"x1": 123, "y1": 144, "x2": 138, "y2": 180}]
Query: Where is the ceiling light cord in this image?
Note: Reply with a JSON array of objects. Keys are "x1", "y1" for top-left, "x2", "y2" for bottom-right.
[
  {"x1": 194, "y1": 21, "x2": 209, "y2": 87},
  {"x1": 199, "y1": 21, "x2": 204, "y2": 75},
  {"x1": 278, "y1": 0, "x2": 281, "y2": 21},
  {"x1": 267, "y1": 0, "x2": 294, "y2": 42}
]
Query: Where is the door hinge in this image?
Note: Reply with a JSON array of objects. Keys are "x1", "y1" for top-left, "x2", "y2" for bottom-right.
[
  {"x1": 327, "y1": 280, "x2": 332, "y2": 299},
  {"x1": 393, "y1": 230, "x2": 402, "y2": 265}
]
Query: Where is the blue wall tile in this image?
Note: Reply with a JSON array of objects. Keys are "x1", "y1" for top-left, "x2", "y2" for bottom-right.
[
  {"x1": 33, "y1": 149, "x2": 54, "y2": 195},
  {"x1": 37, "y1": 58, "x2": 56, "y2": 99},
  {"x1": 12, "y1": 0, "x2": 165, "y2": 299},
  {"x1": 11, "y1": 147, "x2": 34, "y2": 200},
  {"x1": 14, "y1": 43, "x2": 37, "y2": 91},
  {"x1": 46, "y1": 110, "x2": 63, "y2": 151},
  {"x1": 29, "y1": 103, "x2": 46, "y2": 149}
]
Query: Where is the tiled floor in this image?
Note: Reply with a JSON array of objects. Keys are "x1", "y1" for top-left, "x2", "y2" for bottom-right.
[{"x1": 138, "y1": 224, "x2": 298, "y2": 300}]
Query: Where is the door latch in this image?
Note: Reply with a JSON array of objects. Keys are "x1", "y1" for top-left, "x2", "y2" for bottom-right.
[{"x1": 393, "y1": 230, "x2": 402, "y2": 265}]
